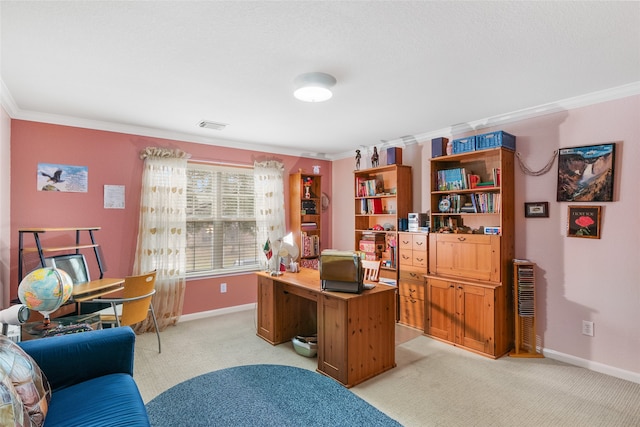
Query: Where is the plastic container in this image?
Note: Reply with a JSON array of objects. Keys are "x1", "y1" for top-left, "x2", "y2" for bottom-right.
[
  {"x1": 475, "y1": 131, "x2": 516, "y2": 151},
  {"x1": 292, "y1": 336, "x2": 318, "y2": 357},
  {"x1": 452, "y1": 136, "x2": 476, "y2": 154}
]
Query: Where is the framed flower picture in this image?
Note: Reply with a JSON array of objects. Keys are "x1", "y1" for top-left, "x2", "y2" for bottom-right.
[{"x1": 567, "y1": 205, "x2": 601, "y2": 239}]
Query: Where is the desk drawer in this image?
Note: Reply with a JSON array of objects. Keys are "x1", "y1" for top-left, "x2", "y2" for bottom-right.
[{"x1": 398, "y1": 280, "x2": 425, "y2": 300}]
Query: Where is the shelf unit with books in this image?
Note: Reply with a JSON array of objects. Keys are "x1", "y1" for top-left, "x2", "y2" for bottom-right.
[
  {"x1": 289, "y1": 172, "x2": 322, "y2": 261},
  {"x1": 426, "y1": 146, "x2": 515, "y2": 358},
  {"x1": 354, "y1": 164, "x2": 412, "y2": 280}
]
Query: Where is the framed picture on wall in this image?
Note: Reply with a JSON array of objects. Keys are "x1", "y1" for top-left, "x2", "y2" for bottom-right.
[
  {"x1": 557, "y1": 143, "x2": 615, "y2": 202},
  {"x1": 567, "y1": 205, "x2": 601, "y2": 239},
  {"x1": 524, "y1": 202, "x2": 549, "y2": 218}
]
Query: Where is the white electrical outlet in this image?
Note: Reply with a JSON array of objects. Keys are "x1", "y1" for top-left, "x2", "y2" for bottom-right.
[
  {"x1": 220, "y1": 282, "x2": 227, "y2": 293},
  {"x1": 582, "y1": 320, "x2": 594, "y2": 337}
]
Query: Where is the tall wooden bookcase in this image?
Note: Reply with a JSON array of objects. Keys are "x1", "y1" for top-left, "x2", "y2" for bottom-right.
[
  {"x1": 425, "y1": 147, "x2": 515, "y2": 358},
  {"x1": 289, "y1": 172, "x2": 322, "y2": 261},
  {"x1": 354, "y1": 164, "x2": 412, "y2": 280}
]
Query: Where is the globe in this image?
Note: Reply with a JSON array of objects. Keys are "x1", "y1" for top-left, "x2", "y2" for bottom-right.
[{"x1": 18, "y1": 267, "x2": 73, "y2": 329}]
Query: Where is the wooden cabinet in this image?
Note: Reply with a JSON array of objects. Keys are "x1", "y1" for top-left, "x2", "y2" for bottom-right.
[
  {"x1": 354, "y1": 164, "x2": 412, "y2": 280},
  {"x1": 426, "y1": 276, "x2": 506, "y2": 357},
  {"x1": 289, "y1": 172, "x2": 322, "y2": 260},
  {"x1": 426, "y1": 146, "x2": 514, "y2": 358},
  {"x1": 397, "y1": 232, "x2": 427, "y2": 329}
]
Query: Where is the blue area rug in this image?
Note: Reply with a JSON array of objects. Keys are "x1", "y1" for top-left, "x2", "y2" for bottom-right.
[{"x1": 146, "y1": 364, "x2": 401, "y2": 426}]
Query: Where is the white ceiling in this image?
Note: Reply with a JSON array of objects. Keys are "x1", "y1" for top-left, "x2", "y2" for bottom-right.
[{"x1": 2, "y1": 1, "x2": 639, "y2": 159}]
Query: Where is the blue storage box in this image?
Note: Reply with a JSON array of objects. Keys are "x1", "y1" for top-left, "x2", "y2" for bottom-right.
[
  {"x1": 475, "y1": 131, "x2": 516, "y2": 151},
  {"x1": 452, "y1": 136, "x2": 476, "y2": 154}
]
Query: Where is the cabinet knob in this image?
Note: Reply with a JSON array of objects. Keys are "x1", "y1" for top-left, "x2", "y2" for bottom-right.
[
  {"x1": 457, "y1": 237, "x2": 466, "y2": 242},
  {"x1": 409, "y1": 273, "x2": 418, "y2": 278},
  {"x1": 416, "y1": 241, "x2": 423, "y2": 246},
  {"x1": 402, "y1": 240, "x2": 410, "y2": 245},
  {"x1": 416, "y1": 257, "x2": 424, "y2": 262}
]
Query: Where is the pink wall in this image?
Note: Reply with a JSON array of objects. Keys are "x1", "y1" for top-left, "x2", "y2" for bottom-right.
[
  {"x1": 9, "y1": 120, "x2": 332, "y2": 314},
  {"x1": 333, "y1": 95, "x2": 640, "y2": 377}
]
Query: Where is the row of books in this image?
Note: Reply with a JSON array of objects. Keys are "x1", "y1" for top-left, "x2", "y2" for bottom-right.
[
  {"x1": 360, "y1": 198, "x2": 383, "y2": 214},
  {"x1": 355, "y1": 176, "x2": 384, "y2": 197},
  {"x1": 301, "y1": 222, "x2": 317, "y2": 231},
  {"x1": 436, "y1": 167, "x2": 501, "y2": 191},
  {"x1": 302, "y1": 233, "x2": 320, "y2": 258},
  {"x1": 440, "y1": 193, "x2": 501, "y2": 214}
]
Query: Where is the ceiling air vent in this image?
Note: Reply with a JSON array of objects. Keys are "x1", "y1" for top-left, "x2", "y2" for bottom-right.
[{"x1": 198, "y1": 120, "x2": 228, "y2": 131}]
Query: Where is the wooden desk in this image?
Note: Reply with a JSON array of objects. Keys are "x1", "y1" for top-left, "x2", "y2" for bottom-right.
[
  {"x1": 256, "y1": 269, "x2": 396, "y2": 388},
  {"x1": 72, "y1": 278, "x2": 125, "y2": 302}
]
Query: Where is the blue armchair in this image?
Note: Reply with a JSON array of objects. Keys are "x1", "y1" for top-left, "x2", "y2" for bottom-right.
[{"x1": 18, "y1": 327, "x2": 150, "y2": 427}]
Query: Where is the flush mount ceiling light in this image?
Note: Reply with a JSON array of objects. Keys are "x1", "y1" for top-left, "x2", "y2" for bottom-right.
[
  {"x1": 293, "y1": 72, "x2": 337, "y2": 102},
  {"x1": 198, "y1": 120, "x2": 228, "y2": 131}
]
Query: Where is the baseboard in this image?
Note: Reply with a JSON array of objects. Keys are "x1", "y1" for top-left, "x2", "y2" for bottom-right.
[
  {"x1": 178, "y1": 303, "x2": 256, "y2": 323},
  {"x1": 543, "y1": 348, "x2": 640, "y2": 384}
]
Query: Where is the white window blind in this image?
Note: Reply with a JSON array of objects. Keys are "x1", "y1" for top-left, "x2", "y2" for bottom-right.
[{"x1": 186, "y1": 163, "x2": 258, "y2": 276}]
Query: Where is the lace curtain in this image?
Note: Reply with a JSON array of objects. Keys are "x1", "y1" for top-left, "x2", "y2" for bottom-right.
[
  {"x1": 133, "y1": 147, "x2": 190, "y2": 332},
  {"x1": 254, "y1": 161, "x2": 286, "y2": 270}
]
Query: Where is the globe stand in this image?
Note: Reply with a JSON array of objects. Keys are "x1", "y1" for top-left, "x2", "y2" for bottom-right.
[{"x1": 26, "y1": 313, "x2": 60, "y2": 335}]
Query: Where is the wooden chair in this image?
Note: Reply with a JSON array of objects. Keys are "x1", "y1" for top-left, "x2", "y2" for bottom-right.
[
  {"x1": 362, "y1": 260, "x2": 381, "y2": 282},
  {"x1": 93, "y1": 271, "x2": 161, "y2": 353}
]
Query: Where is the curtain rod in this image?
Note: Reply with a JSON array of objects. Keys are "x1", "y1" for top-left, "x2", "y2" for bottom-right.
[{"x1": 188, "y1": 159, "x2": 253, "y2": 169}]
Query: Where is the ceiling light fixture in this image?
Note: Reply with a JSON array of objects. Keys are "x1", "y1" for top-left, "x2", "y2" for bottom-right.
[
  {"x1": 198, "y1": 120, "x2": 227, "y2": 131},
  {"x1": 293, "y1": 72, "x2": 336, "y2": 102}
]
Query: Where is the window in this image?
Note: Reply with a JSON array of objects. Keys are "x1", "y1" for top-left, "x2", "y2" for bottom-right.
[{"x1": 186, "y1": 163, "x2": 258, "y2": 276}]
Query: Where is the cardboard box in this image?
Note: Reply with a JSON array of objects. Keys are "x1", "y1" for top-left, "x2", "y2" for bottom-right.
[
  {"x1": 386, "y1": 147, "x2": 402, "y2": 165},
  {"x1": 359, "y1": 240, "x2": 384, "y2": 253}
]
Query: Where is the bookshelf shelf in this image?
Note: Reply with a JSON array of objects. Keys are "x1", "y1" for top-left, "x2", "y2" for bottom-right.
[
  {"x1": 354, "y1": 164, "x2": 411, "y2": 280},
  {"x1": 426, "y1": 145, "x2": 515, "y2": 358},
  {"x1": 290, "y1": 172, "x2": 322, "y2": 261}
]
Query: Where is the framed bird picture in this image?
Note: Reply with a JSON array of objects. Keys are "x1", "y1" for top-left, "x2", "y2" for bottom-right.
[{"x1": 37, "y1": 163, "x2": 88, "y2": 192}]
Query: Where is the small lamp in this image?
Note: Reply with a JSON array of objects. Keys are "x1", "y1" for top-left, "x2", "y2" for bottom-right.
[
  {"x1": 293, "y1": 72, "x2": 336, "y2": 102},
  {"x1": 0, "y1": 304, "x2": 30, "y2": 336}
]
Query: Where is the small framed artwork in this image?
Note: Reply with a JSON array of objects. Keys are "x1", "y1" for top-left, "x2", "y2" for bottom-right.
[
  {"x1": 557, "y1": 143, "x2": 615, "y2": 202},
  {"x1": 567, "y1": 205, "x2": 601, "y2": 239},
  {"x1": 524, "y1": 202, "x2": 549, "y2": 218}
]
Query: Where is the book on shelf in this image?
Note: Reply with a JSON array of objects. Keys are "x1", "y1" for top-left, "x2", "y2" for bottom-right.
[
  {"x1": 301, "y1": 222, "x2": 317, "y2": 231},
  {"x1": 360, "y1": 198, "x2": 383, "y2": 214},
  {"x1": 355, "y1": 176, "x2": 385, "y2": 197},
  {"x1": 302, "y1": 232, "x2": 320, "y2": 257}
]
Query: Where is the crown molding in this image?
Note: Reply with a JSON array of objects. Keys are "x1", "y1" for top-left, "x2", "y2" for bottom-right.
[
  {"x1": 2, "y1": 78, "x2": 638, "y2": 161},
  {"x1": 332, "y1": 81, "x2": 640, "y2": 160}
]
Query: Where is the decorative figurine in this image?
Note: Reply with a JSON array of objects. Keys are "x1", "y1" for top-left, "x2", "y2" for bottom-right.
[
  {"x1": 355, "y1": 150, "x2": 361, "y2": 170},
  {"x1": 303, "y1": 176, "x2": 313, "y2": 199},
  {"x1": 371, "y1": 147, "x2": 379, "y2": 167}
]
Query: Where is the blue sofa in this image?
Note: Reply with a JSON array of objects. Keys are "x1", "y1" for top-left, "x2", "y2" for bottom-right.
[{"x1": 18, "y1": 327, "x2": 150, "y2": 427}]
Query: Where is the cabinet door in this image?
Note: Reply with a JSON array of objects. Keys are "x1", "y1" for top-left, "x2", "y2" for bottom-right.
[
  {"x1": 317, "y1": 294, "x2": 348, "y2": 385},
  {"x1": 431, "y1": 234, "x2": 500, "y2": 282},
  {"x1": 257, "y1": 276, "x2": 275, "y2": 342},
  {"x1": 426, "y1": 278, "x2": 455, "y2": 341},
  {"x1": 455, "y1": 284, "x2": 494, "y2": 354}
]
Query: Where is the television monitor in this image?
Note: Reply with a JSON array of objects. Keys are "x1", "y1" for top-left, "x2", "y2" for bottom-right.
[{"x1": 44, "y1": 254, "x2": 90, "y2": 285}]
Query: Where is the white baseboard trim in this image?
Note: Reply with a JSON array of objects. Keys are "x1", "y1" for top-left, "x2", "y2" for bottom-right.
[
  {"x1": 543, "y1": 348, "x2": 640, "y2": 384},
  {"x1": 178, "y1": 303, "x2": 256, "y2": 323}
]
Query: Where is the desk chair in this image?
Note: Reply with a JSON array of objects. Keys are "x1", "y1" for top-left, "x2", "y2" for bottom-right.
[
  {"x1": 93, "y1": 271, "x2": 161, "y2": 353},
  {"x1": 362, "y1": 260, "x2": 381, "y2": 282}
]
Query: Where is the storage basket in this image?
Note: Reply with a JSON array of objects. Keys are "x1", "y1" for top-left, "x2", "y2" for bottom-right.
[
  {"x1": 475, "y1": 131, "x2": 516, "y2": 151},
  {"x1": 452, "y1": 136, "x2": 476, "y2": 154}
]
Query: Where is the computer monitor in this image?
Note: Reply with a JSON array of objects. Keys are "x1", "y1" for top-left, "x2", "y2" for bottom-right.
[{"x1": 44, "y1": 254, "x2": 91, "y2": 285}]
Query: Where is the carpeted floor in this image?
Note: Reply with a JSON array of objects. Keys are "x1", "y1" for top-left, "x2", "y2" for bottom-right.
[{"x1": 145, "y1": 364, "x2": 401, "y2": 426}]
